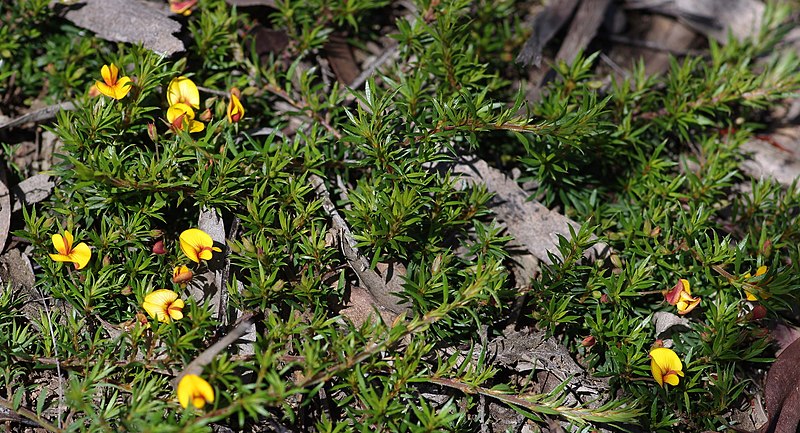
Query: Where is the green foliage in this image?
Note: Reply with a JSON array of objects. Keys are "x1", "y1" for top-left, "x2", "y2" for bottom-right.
[{"x1": 3, "y1": 0, "x2": 800, "y2": 432}]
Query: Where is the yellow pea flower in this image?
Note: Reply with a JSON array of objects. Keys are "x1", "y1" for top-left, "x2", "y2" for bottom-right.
[
  {"x1": 167, "y1": 76, "x2": 200, "y2": 109},
  {"x1": 177, "y1": 374, "x2": 214, "y2": 409},
  {"x1": 663, "y1": 279, "x2": 701, "y2": 315},
  {"x1": 49, "y1": 231, "x2": 92, "y2": 270},
  {"x1": 166, "y1": 103, "x2": 204, "y2": 133},
  {"x1": 226, "y1": 90, "x2": 244, "y2": 123},
  {"x1": 94, "y1": 64, "x2": 132, "y2": 100},
  {"x1": 179, "y1": 229, "x2": 221, "y2": 263},
  {"x1": 649, "y1": 347, "x2": 684, "y2": 387},
  {"x1": 142, "y1": 289, "x2": 184, "y2": 323},
  {"x1": 743, "y1": 265, "x2": 769, "y2": 301},
  {"x1": 172, "y1": 265, "x2": 193, "y2": 286}
]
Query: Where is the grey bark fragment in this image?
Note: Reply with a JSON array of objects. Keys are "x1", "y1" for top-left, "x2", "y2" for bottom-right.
[
  {"x1": 60, "y1": 0, "x2": 184, "y2": 56},
  {"x1": 447, "y1": 156, "x2": 609, "y2": 265}
]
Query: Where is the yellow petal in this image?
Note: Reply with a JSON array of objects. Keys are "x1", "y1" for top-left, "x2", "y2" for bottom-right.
[
  {"x1": 51, "y1": 232, "x2": 72, "y2": 255},
  {"x1": 227, "y1": 93, "x2": 244, "y2": 123},
  {"x1": 69, "y1": 242, "x2": 92, "y2": 270},
  {"x1": 168, "y1": 298, "x2": 185, "y2": 320},
  {"x1": 650, "y1": 358, "x2": 664, "y2": 387},
  {"x1": 167, "y1": 103, "x2": 195, "y2": 123},
  {"x1": 679, "y1": 279, "x2": 691, "y2": 295},
  {"x1": 112, "y1": 76, "x2": 132, "y2": 100},
  {"x1": 177, "y1": 374, "x2": 214, "y2": 409},
  {"x1": 663, "y1": 372, "x2": 680, "y2": 386},
  {"x1": 756, "y1": 266, "x2": 767, "y2": 276},
  {"x1": 49, "y1": 253, "x2": 74, "y2": 263},
  {"x1": 167, "y1": 76, "x2": 200, "y2": 109},
  {"x1": 188, "y1": 119, "x2": 205, "y2": 133},
  {"x1": 101, "y1": 64, "x2": 113, "y2": 85},
  {"x1": 745, "y1": 290, "x2": 758, "y2": 302}
]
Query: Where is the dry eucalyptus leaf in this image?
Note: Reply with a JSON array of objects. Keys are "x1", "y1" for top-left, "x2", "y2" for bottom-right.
[
  {"x1": 758, "y1": 336, "x2": 800, "y2": 433},
  {"x1": 59, "y1": 0, "x2": 184, "y2": 56}
]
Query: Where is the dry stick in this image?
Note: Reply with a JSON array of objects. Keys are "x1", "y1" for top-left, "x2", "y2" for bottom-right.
[
  {"x1": 0, "y1": 102, "x2": 75, "y2": 130},
  {"x1": 0, "y1": 396, "x2": 63, "y2": 433},
  {"x1": 309, "y1": 174, "x2": 408, "y2": 315},
  {"x1": 176, "y1": 312, "x2": 258, "y2": 385}
]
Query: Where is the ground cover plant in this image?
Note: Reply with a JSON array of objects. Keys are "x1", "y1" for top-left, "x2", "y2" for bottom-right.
[{"x1": 2, "y1": 0, "x2": 800, "y2": 432}]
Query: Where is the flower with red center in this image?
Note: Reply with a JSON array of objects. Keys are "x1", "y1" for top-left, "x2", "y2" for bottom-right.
[
  {"x1": 179, "y1": 229, "x2": 221, "y2": 263},
  {"x1": 226, "y1": 89, "x2": 244, "y2": 123},
  {"x1": 177, "y1": 374, "x2": 214, "y2": 409},
  {"x1": 743, "y1": 265, "x2": 770, "y2": 301},
  {"x1": 49, "y1": 231, "x2": 92, "y2": 270},
  {"x1": 649, "y1": 347, "x2": 684, "y2": 387},
  {"x1": 142, "y1": 289, "x2": 184, "y2": 323},
  {"x1": 166, "y1": 103, "x2": 204, "y2": 133},
  {"x1": 663, "y1": 279, "x2": 701, "y2": 315},
  {"x1": 94, "y1": 64, "x2": 132, "y2": 100}
]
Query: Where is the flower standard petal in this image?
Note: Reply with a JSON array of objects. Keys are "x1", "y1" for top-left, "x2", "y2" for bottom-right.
[
  {"x1": 51, "y1": 231, "x2": 72, "y2": 255},
  {"x1": 167, "y1": 76, "x2": 200, "y2": 109},
  {"x1": 178, "y1": 374, "x2": 214, "y2": 409}
]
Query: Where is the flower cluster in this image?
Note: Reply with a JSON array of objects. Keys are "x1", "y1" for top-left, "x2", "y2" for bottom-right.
[
  {"x1": 48, "y1": 227, "x2": 219, "y2": 409},
  {"x1": 93, "y1": 65, "x2": 243, "y2": 130},
  {"x1": 166, "y1": 76, "x2": 204, "y2": 133}
]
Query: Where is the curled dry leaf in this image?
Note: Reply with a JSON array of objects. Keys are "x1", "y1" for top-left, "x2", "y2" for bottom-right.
[{"x1": 758, "y1": 335, "x2": 800, "y2": 433}]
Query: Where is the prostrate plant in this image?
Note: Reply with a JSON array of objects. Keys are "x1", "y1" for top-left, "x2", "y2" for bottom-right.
[{"x1": 1, "y1": 0, "x2": 800, "y2": 432}]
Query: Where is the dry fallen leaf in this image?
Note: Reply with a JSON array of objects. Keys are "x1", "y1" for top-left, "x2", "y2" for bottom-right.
[{"x1": 758, "y1": 335, "x2": 800, "y2": 433}]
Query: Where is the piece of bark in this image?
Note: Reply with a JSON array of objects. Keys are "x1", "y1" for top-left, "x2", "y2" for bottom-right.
[
  {"x1": 446, "y1": 156, "x2": 608, "y2": 265},
  {"x1": 516, "y1": 0, "x2": 581, "y2": 68},
  {"x1": 740, "y1": 130, "x2": 800, "y2": 188},
  {"x1": 487, "y1": 326, "x2": 609, "y2": 406},
  {"x1": 194, "y1": 207, "x2": 226, "y2": 322},
  {"x1": 626, "y1": 0, "x2": 764, "y2": 43},
  {"x1": 59, "y1": 0, "x2": 184, "y2": 56},
  {"x1": 555, "y1": 0, "x2": 612, "y2": 65},
  {"x1": 12, "y1": 175, "x2": 54, "y2": 212}
]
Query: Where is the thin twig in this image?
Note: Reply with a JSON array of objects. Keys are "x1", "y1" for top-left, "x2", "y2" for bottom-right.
[
  {"x1": 0, "y1": 396, "x2": 63, "y2": 433},
  {"x1": 176, "y1": 312, "x2": 258, "y2": 385},
  {"x1": 309, "y1": 174, "x2": 407, "y2": 315},
  {"x1": 0, "y1": 102, "x2": 75, "y2": 130}
]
